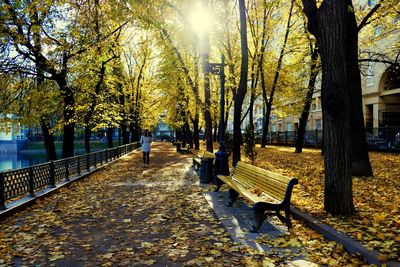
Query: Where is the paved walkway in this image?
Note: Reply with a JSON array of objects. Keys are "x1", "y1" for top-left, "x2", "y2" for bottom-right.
[{"x1": 0, "y1": 143, "x2": 331, "y2": 266}]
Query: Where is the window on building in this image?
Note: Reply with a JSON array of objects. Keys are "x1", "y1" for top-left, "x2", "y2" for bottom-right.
[
  {"x1": 383, "y1": 65, "x2": 400, "y2": 90},
  {"x1": 367, "y1": 62, "x2": 375, "y2": 87},
  {"x1": 272, "y1": 125, "x2": 277, "y2": 132},
  {"x1": 287, "y1": 123, "x2": 292, "y2": 131},
  {"x1": 316, "y1": 119, "x2": 322, "y2": 130},
  {"x1": 311, "y1": 103, "x2": 317, "y2": 111}
]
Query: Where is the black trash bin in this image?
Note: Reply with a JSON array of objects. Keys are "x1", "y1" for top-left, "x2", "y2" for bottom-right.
[
  {"x1": 199, "y1": 158, "x2": 214, "y2": 183},
  {"x1": 176, "y1": 142, "x2": 181, "y2": 152}
]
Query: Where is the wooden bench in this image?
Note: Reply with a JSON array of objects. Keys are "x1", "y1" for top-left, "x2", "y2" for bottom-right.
[
  {"x1": 192, "y1": 151, "x2": 216, "y2": 170},
  {"x1": 178, "y1": 144, "x2": 190, "y2": 154},
  {"x1": 216, "y1": 162, "x2": 298, "y2": 232}
]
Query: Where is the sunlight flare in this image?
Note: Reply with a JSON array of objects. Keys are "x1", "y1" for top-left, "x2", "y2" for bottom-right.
[{"x1": 189, "y1": 6, "x2": 212, "y2": 37}]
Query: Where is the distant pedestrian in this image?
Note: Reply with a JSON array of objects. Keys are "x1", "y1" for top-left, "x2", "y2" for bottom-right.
[{"x1": 140, "y1": 130, "x2": 152, "y2": 167}]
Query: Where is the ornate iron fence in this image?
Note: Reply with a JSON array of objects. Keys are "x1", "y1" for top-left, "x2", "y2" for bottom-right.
[
  {"x1": 256, "y1": 127, "x2": 400, "y2": 152},
  {"x1": 0, "y1": 142, "x2": 140, "y2": 210}
]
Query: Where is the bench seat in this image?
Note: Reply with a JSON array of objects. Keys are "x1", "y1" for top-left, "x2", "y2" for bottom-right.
[{"x1": 217, "y1": 162, "x2": 298, "y2": 231}]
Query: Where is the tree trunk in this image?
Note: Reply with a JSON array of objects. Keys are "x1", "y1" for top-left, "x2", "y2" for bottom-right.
[
  {"x1": 213, "y1": 122, "x2": 218, "y2": 142},
  {"x1": 122, "y1": 124, "x2": 129, "y2": 144},
  {"x1": 302, "y1": 0, "x2": 354, "y2": 215},
  {"x1": 204, "y1": 70, "x2": 213, "y2": 152},
  {"x1": 61, "y1": 84, "x2": 75, "y2": 158},
  {"x1": 233, "y1": 0, "x2": 249, "y2": 166},
  {"x1": 107, "y1": 128, "x2": 113, "y2": 148},
  {"x1": 32, "y1": 14, "x2": 56, "y2": 162},
  {"x1": 248, "y1": 58, "x2": 257, "y2": 133},
  {"x1": 37, "y1": 73, "x2": 56, "y2": 161},
  {"x1": 260, "y1": 61, "x2": 269, "y2": 148},
  {"x1": 346, "y1": 2, "x2": 373, "y2": 177},
  {"x1": 295, "y1": 45, "x2": 320, "y2": 153},
  {"x1": 84, "y1": 125, "x2": 91, "y2": 153},
  {"x1": 261, "y1": 0, "x2": 294, "y2": 148},
  {"x1": 40, "y1": 119, "x2": 57, "y2": 161},
  {"x1": 130, "y1": 123, "x2": 140, "y2": 142},
  {"x1": 184, "y1": 121, "x2": 193, "y2": 148},
  {"x1": 192, "y1": 114, "x2": 200, "y2": 150}
]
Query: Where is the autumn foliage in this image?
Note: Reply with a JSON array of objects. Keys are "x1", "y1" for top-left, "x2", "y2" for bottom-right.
[
  {"x1": 253, "y1": 145, "x2": 400, "y2": 261},
  {"x1": 0, "y1": 143, "x2": 388, "y2": 266}
]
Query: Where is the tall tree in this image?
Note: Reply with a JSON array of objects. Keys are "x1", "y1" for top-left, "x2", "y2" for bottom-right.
[
  {"x1": 301, "y1": 0, "x2": 354, "y2": 215},
  {"x1": 233, "y1": 0, "x2": 249, "y2": 165},
  {"x1": 261, "y1": 0, "x2": 295, "y2": 148},
  {"x1": 1, "y1": 0, "x2": 85, "y2": 157},
  {"x1": 295, "y1": 42, "x2": 320, "y2": 153}
]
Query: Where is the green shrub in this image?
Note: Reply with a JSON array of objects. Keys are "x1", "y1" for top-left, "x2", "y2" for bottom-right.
[{"x1": 243, "y1": 124, "x2": 257, "y2": 164}]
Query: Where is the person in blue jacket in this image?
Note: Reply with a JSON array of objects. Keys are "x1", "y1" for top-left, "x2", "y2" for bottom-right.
[{"x1": 140, "y1": 130, "x2": 152, "y2": 167}]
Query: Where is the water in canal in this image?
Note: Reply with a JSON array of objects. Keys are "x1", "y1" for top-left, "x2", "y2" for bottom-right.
[{"x1": 0, "y1": 152, "x2": 49, "y2": 172}]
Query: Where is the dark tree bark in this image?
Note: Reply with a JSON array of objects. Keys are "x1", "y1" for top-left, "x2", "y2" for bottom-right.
[
  {"x1": 191, "y1": 54, "x2": 200, "y2": 150},
  {"x1": 346, "y1": 3, "x2": 373, "y2": 177},
  {"x1": 261, "y1": 0, "x2": 294, "y2": 148},
  {"x1": 84, "y1": 57, "x2": 117, "y2": 153},
  {"x1": 213, "y1": 122, "x2": 218, "y2": 142},
  {"x1": 203, "y1": 65, "x2": 213, "y2": 152},
  {"x1": 3, "y1": 1, "x2": 76, "y2": 158},
  {"x1": 31, "y1": 6, "x2": 57, "y2": 161},
  {"x1": 302, "y1": 0, "x2": 354, "y2": 215},
  {"x1": 34, "y1": 43, "x2": 56, "y2": 160},
  {"x1": 40, "y1": 118, "x2": 57, "y2": 161},
  {"x1": 233, "y1": 0, "x2": 249, "y2": 166},
  {"x1": 121, "y1": 124, "x2": 129, "y2": 144},
  {"x1": 84, "y1": 126, "x2": 91, "y2": 153},
  {"x1": 56, "y1": 72, "x2": 75, "y2": 158},
  {"x1": 223, "y1": 34, "x2": 237, "y2": 136},
  {"x1": 130, "y1": 124, "x2": 140, "y2": 142},
  {"x1": 295, "y1": 44, "x2": 320, "y2": 153},
  {"x1": 107, "y1": 128, "x2": 113, "y2": 148},
  {"x1": 191, "y1": 114, "x2": 200, "y2": 150},
  {"x1": 184, "y1": 121, "x2": 193, "y2": 148},
  {"x1": 118, "y1": 86, "x2": 130, "y2": 145}
]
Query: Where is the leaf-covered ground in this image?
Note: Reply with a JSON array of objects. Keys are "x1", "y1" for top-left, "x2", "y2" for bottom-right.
[
  {"x1": 0, "y1": 143, "x2": 375, "y2": 266},
  {"x1": 251, "y1": 145, "x2": 400, "y2": 262}
]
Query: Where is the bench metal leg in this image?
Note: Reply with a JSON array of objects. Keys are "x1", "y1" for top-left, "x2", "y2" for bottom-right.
[
  {"x1": 252, "y1": 202, "x2": 268, "y2": 232},
  {"x1": 214, "y1": 176, "x2": 224, "y2": 192},
  {"x1": 227, "y1": 188, "x2": 239, "y2": 207},
  {"x1": 274, "y1": 208, "x2": 292, "y2": 229},
  {"x1": 285, "y1": 207, "x2": 292, "y2": 228}
]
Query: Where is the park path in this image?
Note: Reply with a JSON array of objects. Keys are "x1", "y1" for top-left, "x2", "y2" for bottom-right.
[{"x1": 0, "y1": 142, "x2": 275, "y2": 266}]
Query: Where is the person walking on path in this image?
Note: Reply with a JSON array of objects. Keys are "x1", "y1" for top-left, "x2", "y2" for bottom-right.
[{"x1": 140, "y1": 129, "x2": 152, "y2": 167}]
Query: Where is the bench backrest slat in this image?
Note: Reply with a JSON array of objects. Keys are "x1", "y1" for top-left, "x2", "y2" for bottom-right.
[
  {"x1": 233, "y1": 162, "x2": 294, "y2": 201},
  {"x1": 203, "y1": 151, "x2": 216, "y2": 159}
]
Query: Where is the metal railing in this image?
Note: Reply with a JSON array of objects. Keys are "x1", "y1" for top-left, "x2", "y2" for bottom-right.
[
  {"x1": 256, "y1": 126, "x2": 400, "y2": 152},
  {"x1": 0, "y1": 142, "x2": 140, "y2": 210}
]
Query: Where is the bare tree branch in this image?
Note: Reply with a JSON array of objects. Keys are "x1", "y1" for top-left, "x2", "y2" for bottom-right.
[{"x1": 357, "y1": 3, "x2": 381, "y2": 32}]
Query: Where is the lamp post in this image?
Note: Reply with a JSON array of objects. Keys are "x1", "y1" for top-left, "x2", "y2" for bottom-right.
[{"x1": 207, "y1": 55, "x2": 230, "y2": 177}]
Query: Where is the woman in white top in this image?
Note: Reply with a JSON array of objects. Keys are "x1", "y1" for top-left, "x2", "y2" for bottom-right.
[{"x1": 140, "y1": 129, "x2": 152, "y2": 166}]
